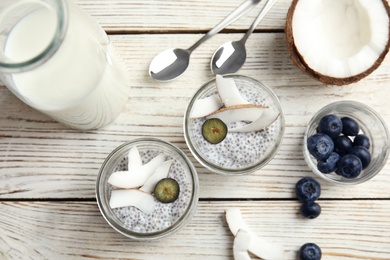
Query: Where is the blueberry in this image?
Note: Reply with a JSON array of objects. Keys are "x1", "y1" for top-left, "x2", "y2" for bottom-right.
[
  {"x1": 354, "y1": 134, "x2": 370, "y2": 149},
  {"x1": 337, "y1": 154, "x2": 362, "y2": 178},
  {"x1": 295, "y1": 177, "x2": 321, "y2": 203},
  {"x1": 317, "y1": 152, "x2": 340, "y2": 173},
  {"x1": 307, "y1": 133, "x2": 334, "y2": 160},
  {"x1": 349, "y1": 146, "x2": 371, "y2": 169},
  {"x1": 318, "y1": 114, "x2": 342, "y2": 139},
  {"x1": 341, "y1": 116, "x2": 360, "y2": 136},
  {"x1": 333, "y1": 135, "x2": 353, "y2": 156},
  {"x1": 300, "y1": 202, "x2": 321, "y2": 219},
  {"x1": 299, "y1": 243, "x2": 322, "y2": 260}
]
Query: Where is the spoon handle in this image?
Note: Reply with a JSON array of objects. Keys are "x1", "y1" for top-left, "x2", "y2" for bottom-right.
[
  {"x1": 187, "y1": 0, "x2": 261, "y2": 53},
  {"x1": 241, "y1": 0, "x2": 277, "y2": 43}
]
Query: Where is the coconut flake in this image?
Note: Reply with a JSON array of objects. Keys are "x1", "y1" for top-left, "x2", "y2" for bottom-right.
[
  {"x1": 229, "y1": 109, "x2": 279, "y2": 132},
  {"x1": 128, "y1": 146, "x2": 142, "y2": 172},
  {"x1": 233, "y1": 229, "x2": 252, "y2": 260},
  {"x1": 140, "y1": 159, "x2": 173, "y2": 194},
  {"x1": 110, "y1": 189, "x2": 157, "y2": 214},
  {"x1": 216, "y1": 75, "x2": 250, "y2": 107},
  {"x1": 108, "y1": 153, "x2": 166, "y2": 189},
  {"x1": 190, "y1": 94, "x2": 223, "y2": 118},
  {"x1": 225, "y1": 208, "x2": 285, "y2": 260},
  {"x1": 206, "y1": 104, "x2": 267, "y2": 124}
]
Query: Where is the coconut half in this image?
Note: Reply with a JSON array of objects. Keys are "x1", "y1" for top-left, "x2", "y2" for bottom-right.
[{"x1": 286, "y1": 0, "x2": 390, "y2": 85}]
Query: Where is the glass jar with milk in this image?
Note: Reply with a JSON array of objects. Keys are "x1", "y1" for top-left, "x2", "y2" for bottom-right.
[{"x1": 0, "y1": 0, "x2": 129, "y2": 130}]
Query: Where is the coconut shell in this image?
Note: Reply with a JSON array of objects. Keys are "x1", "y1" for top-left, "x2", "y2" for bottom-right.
[{"x1": 285, "y1": 0, "x2": 390, "y2": 85}]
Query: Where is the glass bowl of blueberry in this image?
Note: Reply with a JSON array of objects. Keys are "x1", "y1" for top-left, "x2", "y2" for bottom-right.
[{"x1": 303, "y1": 101, "x2": 389, "y2": 185}]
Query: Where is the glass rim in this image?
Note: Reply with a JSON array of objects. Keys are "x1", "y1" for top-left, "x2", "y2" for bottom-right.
[
  {"x1": 303, "y1": 100, "x2": 390, "y2": 185},
  {"x1": 96, "y1": 138, "x2": 199, "y2": 240},
  {"x1": 184, "y1": 74, "x2": 285, "y2": 176},
  {"x1": 0, "y1": 0, "x2": 68, "y2": 72}
]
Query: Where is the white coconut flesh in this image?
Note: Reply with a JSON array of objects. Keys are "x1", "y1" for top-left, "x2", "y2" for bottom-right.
[
  {"x1": 233, "y1": 229, "x2": 252, "y2": 260},
  {"x1": 128, "y1": 146, "x2": 142, "y2": 172},
  {"x1": 225, "y1": 208, "x2": 285, "y2": 260},
  {"x1": 107, "y1": 153, "x2": 166, "y2": 189},
  {"x1": 292, "y1": 0, "x2": 390, "y2": 79},
  {"x1": 190, "y1": 75, "x2": 279, "y2": 132},
  {"x1": 110, "y1": 189, "x2": 157, "y2": 214},
  {"x1": 140, "y1": 159, "x2": 173, "y2": 194},
  {"x1": 206, "y1": 104, "x2": 267, "y2": 124}
]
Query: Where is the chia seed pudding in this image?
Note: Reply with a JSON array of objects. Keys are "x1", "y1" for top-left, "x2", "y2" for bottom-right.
[
  {"x1": 184, "y1": 75, "x2": 285, "y2": 175},
  {"x1": 96, "y1": 138, "x2": 199, "y2": 240}
]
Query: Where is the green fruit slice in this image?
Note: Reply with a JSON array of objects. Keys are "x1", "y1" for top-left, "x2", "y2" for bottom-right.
[
  {"x1": 202, "y1": 118, "x2": 228, "y2": 144},
  {"x1": 154, "y1": 178, "x2": 180, "y2": 203}
]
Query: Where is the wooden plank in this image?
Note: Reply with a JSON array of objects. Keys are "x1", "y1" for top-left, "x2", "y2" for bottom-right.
[
  {"x1": 75, "y1": 0, "x2": 292, "y2": 32},
  {"x1": 0, "y1": 200, "x2": 389, "y2": 259},
  {"x1": 1, "y1": 33, "x2": 390, "y2": 199}
]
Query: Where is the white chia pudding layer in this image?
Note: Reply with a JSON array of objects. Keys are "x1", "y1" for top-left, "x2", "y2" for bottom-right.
[
  {"x1": 109, "y1": 149, "x2": 193, "y2": 233},
  {"x1": 188, "y1": 80, "x2": 281, "y2": 170}
]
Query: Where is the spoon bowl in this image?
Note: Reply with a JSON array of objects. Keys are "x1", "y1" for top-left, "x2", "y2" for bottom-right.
[
  {"x1": 211, "y1": 40, "x2": 247, "y2": 75},
  {"x1": 149, "y1": 48, "x2": 191, "y2": 82},
  {"x1": 211, "y1": 0, "x2": 277, "y2": 75},
  {"x1": 149, "y1": 0, "x2": 261, "y2": 82}
]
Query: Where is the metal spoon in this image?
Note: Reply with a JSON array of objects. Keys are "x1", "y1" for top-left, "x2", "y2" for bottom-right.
[
  {"x1": 149, "y1": 0, "x2": 261, "y2": 82},
  {"x1": 210, "y1": 0, "x2": 277, "y2": 75}
]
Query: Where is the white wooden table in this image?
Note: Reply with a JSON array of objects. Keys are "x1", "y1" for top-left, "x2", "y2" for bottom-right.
[{"x1": 1, "y1": 0, "x2": 390, "y2": 259}]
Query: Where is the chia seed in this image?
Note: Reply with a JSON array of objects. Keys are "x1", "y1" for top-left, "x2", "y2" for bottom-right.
[
  {"x1": 109, "y1": 149, "x2": 193, "y2": 233},
  {"x1": 188, "y1": 79, "x2": 281, "y2": 170}
]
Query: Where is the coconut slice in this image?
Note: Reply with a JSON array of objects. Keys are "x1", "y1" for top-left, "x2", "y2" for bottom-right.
[
  {"x1": 206, "y1": 104, "x2": 267, "y2": 124},
  {"x1": 109, "y1": 189, "x2": 156, "y2": 214},
  {"x1": 216, "y1": 75, "x2": 250, "y2": 107},
  {"x1": 107, "y1": 153, "x2": 166, "y2": 189},
  {"x1": 140, "y1": 159, "x2": 173, "y2": 194},
  {"x1": 225, "y1": 208, "x2": 285, "y2": 260},
  {"x1": 229, "y1": 109, "x2": 279, "y2": 132},
  {"x1": 190, "y1": 94, "x2": 223, "y2": 118},
  {"x1": 233, "y1": 229, "x2": 252, "y2": 260},
  {"x1": 286, "y1": 0, "x2": 390, "y2": 85},
  {"x1": 128, "y1": 146, "x2": 142, "y2": 172}
]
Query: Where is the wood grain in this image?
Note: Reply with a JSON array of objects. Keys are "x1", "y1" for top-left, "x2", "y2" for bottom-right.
[
  {"x1": 0, "y1": 1, "x2": 390, "y2": 259},
  {"x1": 0, "y1": 201, "x2": 389, "y2": 259},
  {"x1": 1, "y1": 33, "x2": 390, "y2": 199}
]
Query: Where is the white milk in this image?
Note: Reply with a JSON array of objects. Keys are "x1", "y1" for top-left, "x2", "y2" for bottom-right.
[{"x1": 4, "y1": 2, "x2": 129, "y2": 129}]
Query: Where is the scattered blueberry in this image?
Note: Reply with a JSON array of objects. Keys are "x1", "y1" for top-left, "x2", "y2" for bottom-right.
[
  {"x1": 307, "y1": 133, "x2": 334, "y2": 160},
  {"x1": 337, "y1": 154, "x2": 362, "y2": 178},
  {"x1": 300, "y1": 202, "x2": 321, "y2": 219},
  {"x1": 354, "y1": 134, "x2": 370, "y2": 149},
  {"x1": 317, "y1": 152, "x2": 340, "y2": 174},
  {"x1": 295, "y1": 177, "x2": 321, "y2": 203},
  {"x1": 349, "y1": 146, "x2": 371, "y2": 169},
  {"x1": 300, "y1": 243, "x2": 322, "y2": 260},
  {"x1": 341, "y1": 116, "x2": 360, "y2": 136},
  {"x1": 318, "y1": 114, "x2": 342, "y2": 139},
  {"x1": 333, "y1": 135, "x2": 352, "y2": 156}
]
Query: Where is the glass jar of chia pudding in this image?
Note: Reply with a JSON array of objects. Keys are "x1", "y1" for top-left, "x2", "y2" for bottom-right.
[
  {"x1": 96, "y1": 138, "x2": 199, "y2": 240},
  {"x1": 184, "y1": 74, "x2": 285, "y2": 175}
]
